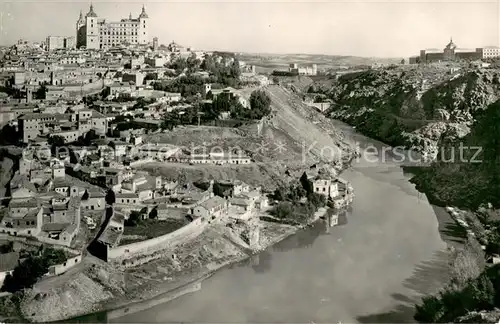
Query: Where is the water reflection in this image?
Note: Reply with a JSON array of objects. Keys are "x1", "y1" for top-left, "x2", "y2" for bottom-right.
[{"x1": 235, "y1": 210, "x2": 350, "y2": 275}]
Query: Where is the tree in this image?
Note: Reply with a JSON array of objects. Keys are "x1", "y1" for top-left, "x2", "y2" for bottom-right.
[
  {"x1": 272, "y1": 187, "x2": 286, "y2": 201},
  {"x1": 149, "y1": 208, "x2": 158, "y2": 220},
  {"x1": 0, "y1": 125, "x2": 19, "y2": 145},
  {"x1": 1, "y1": 247, "x2": 67, "y2": 293},
  {"x1": 48, "y1": 135, "x2": 66, "y2": 155},
  {"x1": 186, "y1": 52, "x2": 201, "y2": 73},
  {"x1": 270, "y1": 202, "x2": 293, "y2": 219},
  {"x1": 230, "y1": 59, "x2": 241, "y2": 78},
  {"x1": 213, "y1": 182, "x2": 231, "y2": 198},
  {"x1": 105, "y1": 189, "x2": 115, "y2": 205},
  {"x1": 125, "y1": 211, "x2": 143, "y2": 227},
  {"x1": 307, "y1": 192, "x2": 326, "y2": 208},
  {"x1": 414, "y1": 295, "x2": 444, "y2": 323},
  {"x1": 300, "y1": 172, "x2": 313, "y2": 195},
  {"x1": 0, "y1": 241, "x2": 14, "y2": 254},
  {"x1": 287, "y1": 185, "x2": 306, "y2": 202},
  {"x1": 34, "y1": 84, "x2": 48, "y2": 100},
  {"x1": 250, "y1": 90, "x2": 271, "y2": 116}
]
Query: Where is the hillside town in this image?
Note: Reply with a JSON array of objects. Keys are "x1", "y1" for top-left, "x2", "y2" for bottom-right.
[
  {"x1": 5, "y1": 1, "x2": 500, "y2": 323},
  {"x1": 0, "y1": 4, "x2": 358, "y2": 321}
]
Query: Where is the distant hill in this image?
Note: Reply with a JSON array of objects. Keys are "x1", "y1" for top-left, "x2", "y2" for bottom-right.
[{"x1": 237, "y1": 52, "x2": 401, "y2": 71}]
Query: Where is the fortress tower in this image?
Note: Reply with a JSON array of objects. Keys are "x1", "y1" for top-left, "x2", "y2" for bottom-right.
[
  {"x1": 76, "y1": 4, "x2": 149, "y2": 49},
  {"x1": 85, "y1": 4, "x2": 99, "y2": 49}
]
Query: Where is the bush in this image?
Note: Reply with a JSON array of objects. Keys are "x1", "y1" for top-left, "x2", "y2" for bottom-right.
[
  {"x1": 0, "y1": 241, "x2": 14, "y2": 254},
  {"x1": 307, "y1": 192, "x2": 326, "y2": 208},
  {"x1": 125, "y1": 211, "x2": 143, "y2": 227},
  {"x1": 414, "y1": 264, "x2": 500, "y2": 323},
  {"x1": 1, "y1": 247, "x2": 67, "y2": 293},
  {"x1": 270, "y1": 202, "x2": 294, "y2": 219}
]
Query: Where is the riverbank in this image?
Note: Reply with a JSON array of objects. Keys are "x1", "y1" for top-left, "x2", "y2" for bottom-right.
[
  {"x1": 100, "y1": 221, "x2": 302, "y2": 322},
  {"x1": 18, "y1": 209, "x2": 336, "y2": 323},
  {"x1": 94, "y1": 203, "x2": 349, "y2": 321}
]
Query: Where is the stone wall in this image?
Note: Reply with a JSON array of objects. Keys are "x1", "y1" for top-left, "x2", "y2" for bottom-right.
[
  {"x1": 0, "y1": 234, "x2": 80, "y2": 255},
  {"x1": 48, "y1": 254, "x2": 82, "y2": 276},
  {"x1": 107, "y1": 217, "x2": 207, "y2": 263}
]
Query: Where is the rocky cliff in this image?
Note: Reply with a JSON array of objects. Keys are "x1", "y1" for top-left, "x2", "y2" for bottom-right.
[
  {"x1": 409, "y1": 99, "x2": 500, "y2": 209},
  {"x1": 326, "y1": 65, "x2": 500, "y2": 160}
]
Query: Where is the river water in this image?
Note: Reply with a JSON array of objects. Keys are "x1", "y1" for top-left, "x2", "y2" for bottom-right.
[{"x1": 102, "y1": 122, "x2": 453, "y2": 323}]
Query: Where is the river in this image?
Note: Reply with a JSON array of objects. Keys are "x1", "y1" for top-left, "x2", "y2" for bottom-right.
[{"x1": 103, "y1": 122, "x2": 455, "y2": 323}]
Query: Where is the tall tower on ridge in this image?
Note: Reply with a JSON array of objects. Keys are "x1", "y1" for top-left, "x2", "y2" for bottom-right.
[
  {"x1": 138, "y1": 5, "x2": 149, "y2": 45},
  {"x1": 85, "y1": 4, "x2": 99, "y2": 49}
]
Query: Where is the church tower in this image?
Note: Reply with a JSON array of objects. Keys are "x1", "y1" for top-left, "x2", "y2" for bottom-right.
[
  {"x1": 138, "y1": 5, "x2": 149, "y2": 45},
  {"x1": 76, "y1": 10, "x2": 86, "y2": 49},
  {"x1": 85, "y1": 4, "x2": 99, "y2": 49}
]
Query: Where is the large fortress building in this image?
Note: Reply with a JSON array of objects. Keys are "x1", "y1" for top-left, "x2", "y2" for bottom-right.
[
  {"x1": 76, "y1": 4, "x2": 149, "y2": 49},
  {"x1": 409, "y1": 38, "x2": 500, "y2": 64}
]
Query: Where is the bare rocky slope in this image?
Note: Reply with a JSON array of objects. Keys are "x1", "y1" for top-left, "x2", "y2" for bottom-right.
[{"x1": 326, "y1": 65, "x2": 500, "y2": 160}]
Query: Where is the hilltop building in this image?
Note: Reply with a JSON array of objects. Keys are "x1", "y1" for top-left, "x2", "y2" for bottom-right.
[
  {"x1": 410, "y1": 38, "x2": 492, "y2": 64},
  {"x1": 289, "y1": 63, "x2": 317, "y2": 76},
  {"x1": 76, "y1": 4, "x2": 149, "y2": 50}
]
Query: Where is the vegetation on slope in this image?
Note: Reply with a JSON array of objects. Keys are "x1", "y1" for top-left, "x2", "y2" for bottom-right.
[
  {"x1": 326, "y1": 66, "x2": 500, "y2": 153},
  {"x1": 410, "y1": 100, "x2": 500, "y2": 209}
]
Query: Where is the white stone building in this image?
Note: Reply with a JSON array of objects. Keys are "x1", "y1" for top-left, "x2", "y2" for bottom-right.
[{"x1": 76, "y1": 4, "x2": 149, "y2": 50}]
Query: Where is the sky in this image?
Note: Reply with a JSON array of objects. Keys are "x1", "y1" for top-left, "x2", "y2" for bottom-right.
[{"x1": 0, "y1": 0, "x2": 499, "y2": 58}]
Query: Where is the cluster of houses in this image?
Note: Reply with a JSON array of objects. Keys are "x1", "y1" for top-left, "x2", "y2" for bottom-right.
[
  {"x1": 0, "y1": 36, "x2": 322, "y2": 284},
  {"x1": 94, "y1": 178, "x2": 269, "y2": 249}
]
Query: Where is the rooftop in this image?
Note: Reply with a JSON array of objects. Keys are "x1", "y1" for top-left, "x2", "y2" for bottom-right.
[
  {"x1": 42, "y1": 222, "x2": 70, "y2": 232},
  {"x1": 199, "y1": 196, "x2": 226, "y2": 211}
]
